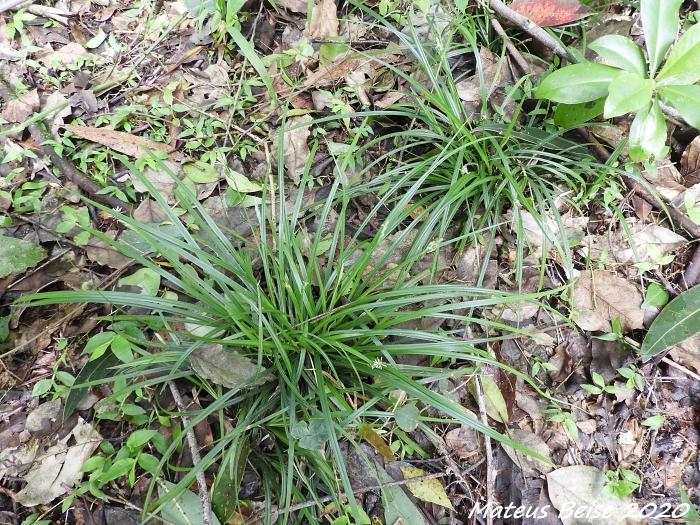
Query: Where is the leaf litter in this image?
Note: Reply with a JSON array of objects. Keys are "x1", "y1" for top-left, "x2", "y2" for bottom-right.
[{"x1": 0, "y1": 0, "x2": 699, "y2": 523}]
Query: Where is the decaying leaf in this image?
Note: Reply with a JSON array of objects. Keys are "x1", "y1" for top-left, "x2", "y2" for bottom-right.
[
  {"x1": 401, "y1": 466, "x2": 455, "y2": 510},
  {"x1": 509, "y1": 0, "x2": 589, "y2": 27},
  {"x1": 444, "y1": 424, "x2": 480, "y2": 461},
  {"x1": 572, "y1": 270, "x2": 644, "y2": 333},
  {"x1": 35, "y1": 42, "x2": 96, "y2": 67},
  {"x1": 15, "y1": 418, "x2": 101, "y2": 506},
  {"x1": 130, "y1": 160, "x2": 183, "y2": 202},
  {"x1": 547, "y1": 465, "x2": 638, "y2": 525},
  {"x1": 469, "y1": 375, "x2": 509, "y2": 423},
  {"x1": 189, "y1": 344, "x2": 272, "y2": 389}
]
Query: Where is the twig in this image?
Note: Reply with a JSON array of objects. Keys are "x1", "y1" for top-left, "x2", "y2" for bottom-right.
[
  {"x1": 491, "y1": 18, "x2": 532, "y2": 76},
  {"x1": 662, "y1": 356, "x2": 700, "y2": 381},
  {"x1": 0, "y1": 0, "x2": 29, "y2": 13},
  {"x1": 474, "y1": 377, "x2": 494, "y2": 525},
  {"x1": 486, "y1": 0, "x2": 579, "y2": 64},
  {"x1": 682, "y1": 243, "x2": 700, "y2": 288},
  {"x1": 168, "y1": 381, "x2": 212, "y2": 525},
  {"x1": 26, "y1": 4, "x2": 73, "y2": 24}
]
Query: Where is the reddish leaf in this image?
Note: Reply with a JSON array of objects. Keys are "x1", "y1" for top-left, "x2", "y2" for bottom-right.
[{"x1": 509, "y1": 0, "x2": 589, "y2": 27}]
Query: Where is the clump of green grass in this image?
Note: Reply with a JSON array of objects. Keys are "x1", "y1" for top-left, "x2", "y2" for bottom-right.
[
  {"x1": 20, "y1": 146, "x2": 553, "y2": 523},
  {"x1": 338, "y1": 4, "x2": 619, "y2": 281}
]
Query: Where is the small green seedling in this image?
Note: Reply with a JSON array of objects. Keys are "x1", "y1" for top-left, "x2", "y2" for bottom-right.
[
  {"x1": 603, "y1": 467, "x2": 641, "y2": 499},
  {"x1": 536, "y1": 0, "x2": 700, "y2": 161}
]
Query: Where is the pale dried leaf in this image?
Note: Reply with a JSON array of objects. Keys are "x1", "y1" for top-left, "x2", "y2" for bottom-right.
[
  {"x1": 62, "y1": 124, "x2": 177, "y2": 159},
  {"x1": 579, "y1": 223, "x2": 686, "y2": 266},
  {"x1": 304, "y1": 0, "x2": 338, "y2": 39},
  {"x1": 501, "y1": 429, "x2": 553, "y2": 476},
  {"x1": 547, "y1": 466, "x2": 638, "y2": 525},
  {"x1": 131, "y1": 160, "x2": 183, "y2": 202},
  {"x1": 15, "y1": 418, "x2": 101, "y2": 506},
  {"x1": 572, "y1": 270, "x2": 644, "y2": 333},
  {"x1": 44, "y1": 91, "x2": 72, "y2": 139},
  {"x1": 282, "y1": 115, "x2": 312, "y2": 185},
  {"x1": 2, "y1": 89, "x2": 40, "y2": 123},
  {"x1": 189, "y1": 344, "x2": 273, "y2": 388},
  {"x1": 35, "y1": 42, "x2": 95, "y2": 67},
  {"x1": 444, "y1": 424, "x2": 480, "y2": 461},
  {"x1": 133, "y1": 199, "x2": 169, "y2": 223},
  {"x1": 277, "y1": 0, "x2": 307, "y2": 13},
  {"x1": 83, "y1": 231, "x2": 132, "y2": 268}
]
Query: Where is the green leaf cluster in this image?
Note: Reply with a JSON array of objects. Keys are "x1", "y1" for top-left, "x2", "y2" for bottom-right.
[{"x1": 536, "y1": 0, "x2": 700, "y2": 161}]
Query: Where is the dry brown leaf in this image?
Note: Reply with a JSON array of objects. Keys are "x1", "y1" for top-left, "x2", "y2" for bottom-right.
[
  {"x1": 2, "y1": 89, "x2": 40, "y2": 123},
  {"x1": 62, "y1": 124, "x2": 179, "y2": 159},
  {"x1": 681, "y1": 136, "x2": 700, "y2": 186},
  {"x1": 509, "y1": 0, "x2": 589, "y2": 26},
  {"x1": 35, "y1": 42, "x2": 95, "y2": 67},
  {"x1": 82, "y1": 231, "x2": 132, "y2": 268},
  {"x1": 133, "y1": 199, "x2": 169, "y2": 223},
  {"x1": 579, "y1": 223, "x2": 686, "y2": 267},
  {"x1": 277, "y1": 0, "x2": 308, "y2": 13},
  {"x1": 444, "y1": 423, "x2": 480, "y2": 461},
  {"x1": 501, "y1": 429, "x2": 553, "y2": 476},
  {"x1": 130, "y1": 160, "x2": 183, "y2": 202},
  {"x1": 304, "y1": 0, "x2": 338, "y2": 39},
  {"x1": 281, "y1": 115, "x2": 312, "y2": 185},
  {"x1": 572, "y1": 270, "x2": 644, "y2": 333}
]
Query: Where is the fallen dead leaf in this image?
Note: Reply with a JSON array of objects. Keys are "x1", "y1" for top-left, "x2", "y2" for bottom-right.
[
  {"x1": 281, "y1": 115, "x2": 312, "y2": 185},
  {"x1": 277, "y1": 0, "x2": 308, "y2": 13},
  {"x1": 509, "y1": 0, "x2": 589, "y2": 27},
  {"x1": 15, "y1": 418, "x2": 101, "y2": 506},
  {"x1": 304, "y1": 0, "x2": 338, "y2": 39},
  {"x1": 572, "y1": 270, "x2": 644, "y2": 333},
  {"x1": 35, "y1": 42, "x2": 95, "y2": 67},
  {"x1": 401, "y1": 465, "x2": 455, "y2": 511},
  {"x1": 681, "y1": 136, "x2": 700, "y2": 186},
  {"x1": 501, "y1": 429, "x2": 553, "y2": 476},
  {"x1": 444, "y1": 423, "x2": 481, "y2": 461},
  {"x1": 62, "y1": 124, "x2": 180, "y2": 160},
  {"x1": 547, "y1": 465, "x2": 638, "y2": 525},
  {"x1": 2, "y1": 89, "x2": 40, "y2": 123}
]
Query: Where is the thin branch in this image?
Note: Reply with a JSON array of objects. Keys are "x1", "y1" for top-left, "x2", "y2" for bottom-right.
[
  {"x1": 486, "y1": 0, "x2": 579, "y2": 64},
  {"x1": 168, "y1": 381, "x2": 212, "y2": 525}
]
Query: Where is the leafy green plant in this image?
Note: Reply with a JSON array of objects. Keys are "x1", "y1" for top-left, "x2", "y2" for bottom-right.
[
  {"x1": 545, "y1": 405, "x2": 579, "y2": 441},
  {"x1": 603, "y1": 467, "x2": 641, "y2": 499},
  {"x1": 19, "y1": 151, "x2": 555, "y2": 523},
  {"x1": 536, "y1": 0, "x2": 700, "y2": 161}
]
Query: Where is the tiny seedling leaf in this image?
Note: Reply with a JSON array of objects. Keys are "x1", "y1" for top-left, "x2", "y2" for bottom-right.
[
  {"x1": 641, "y1": 285, "x2": 700, "y2": 361},
  {"x1": 0, "y1": 235, "x2": 46, "y2": 278},
  {"x1": 535, "y1": 63, "x2": 621, "y2": 104},
  {"x1": 643, "y1": 282, "x2": 669, "y2": 308},
  {"x1": 642, "y1": 415, "x2": 665, "y2": 429},
  {"x1": 657, "y1": 22, "x2": 700, "y2": 86},
  {"x1": 641, "y1": 0, "x2": 683, "y2": 76},
  {"x1": 589, "y1": 35, "x2": 646, "y2": 76},
  {"x1": 394, "y1": 404, "x2": 420, "y2": 432}
]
